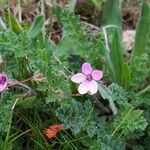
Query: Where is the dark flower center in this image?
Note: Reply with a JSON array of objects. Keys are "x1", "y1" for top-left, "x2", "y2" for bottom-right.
[
  {"x1": 86, "y1": 74, "x2": 93, "y2": 81},
  {"x1": 0, "y1": 76, "x2": 6, "y2": 85}
]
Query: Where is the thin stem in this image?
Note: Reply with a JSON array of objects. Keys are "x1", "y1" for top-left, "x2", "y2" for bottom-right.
[
  {"x1": 4, "y1": 98, "x2": 19, "y2": 150},
  {"x1": 18, "y1": 0, "x2": 22, "y2": 22},
  {"x1": 7, "y1": 77, "x2": 32, "y2": 88},
  {"x1": 137, "y1": 85, "x2": 150, "y2": 96},
  {"x1": 10, "y1": 129, "x2": 31, "y2": 143},
  {"x1": 117, "y1": 129, "x2": 125, "y2": 139},
  {"x1": 81, "y1": 21, "x2": 100, "y2": 31}
]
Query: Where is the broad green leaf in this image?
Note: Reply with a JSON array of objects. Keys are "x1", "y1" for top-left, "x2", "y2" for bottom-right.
[
  {"x1": 101, "y1": 1, "x2": 128, "y2": 88},
  {"x1": 131, "y1": 1, "x2": 150, "y2": 85},
  {"x1": 121, "y1": 64, "x2": 131, "y2": 90},
  {"x1": 102, "y1": 0, "x2": 122, "y2": 28},
  {"x1": 4, "y1": 11, "x2": 23, "y2": 33},
  {"x1": 110, "y1": 29, "x2": 124, "y2": 85},
  {"x1": 98, "y1": 83, "x2": 117, "y2": 115},
  {"x1": 131, "y1": 1, "x2": 150, "y2": 61},
  {"x1": 28, "y1": 15, "x2": 44, "y2": 39}
]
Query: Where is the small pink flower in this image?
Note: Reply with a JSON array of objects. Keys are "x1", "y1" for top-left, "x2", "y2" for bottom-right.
[
  {"x1": 71, "y1": 63, "x2": 103, "y2": 95},
  {"x1": 0, "y1": 73, "x2": 8, "y2": 92}
]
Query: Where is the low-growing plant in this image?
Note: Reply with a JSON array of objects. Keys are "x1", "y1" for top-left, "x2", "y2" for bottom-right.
[{"x1": 0, "y1": 0, "x2": 149, "y2": 149}]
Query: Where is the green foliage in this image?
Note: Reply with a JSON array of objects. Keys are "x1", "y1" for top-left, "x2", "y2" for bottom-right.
[
  {"x1": 98, "y1": 83, "x2": 117, "y2": 115},
  {"x1": 54, "y1": 9, "x2": 104, "y2": 72},
  {"x1": 4, "y1": 11, "x2": 23, "y2": 33},
  {"x1": 56, "y1": 99, "x2": 99, "y2": 136},
  {"x1": 131, "y1": 1, "x2": 150, "y2": 59},
  {"x1": 28, "y1": 15, "x2": 44, "y2": 39},
  {"x1": 90, "y1": 0, "x2": 107, "y2": 11},
  {"x1": 131, "y1": 1, "x2": 150, "y2": 91},
  {"x1": 0, "y1": 0, "x2": 149, "y2": 149},
  {"x1": 109, "y1": 30, "x2": 131, "y2": 89},
  {"x1": 0, "y1": 92, "x2": 15, "y2": 133},
  {"x1": 131, "y1": 53, "x2": 150, "y2": 91},
  {"x1": 101, "y1": 0, "x2": 131, "y2": 89},
  {"x1": 96, "y1": 135, "x2": 125, "y2": 150},
  {"x1": 55, "y1": 9, "x2": 87, "y2": 57},
  {"x1": 112, "y1": 105, "x2": 148, "y2": 137},
  {"x1": 102, "y1": 0, "x2": 122, "y2": 28},
  {"x1": 107, "y1": 83, "x2": 128, "y2": 106},
  {"x1": 56, "y1": 99, "x2": 126, "y2": 150}
]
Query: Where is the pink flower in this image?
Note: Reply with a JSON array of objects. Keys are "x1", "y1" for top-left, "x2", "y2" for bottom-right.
[
  {"x1": 71, "y1": 63, "x2": 103, "y2": 95},
  {"x1": 0, "y1": 73, "x2": 8, "y2": 92}
]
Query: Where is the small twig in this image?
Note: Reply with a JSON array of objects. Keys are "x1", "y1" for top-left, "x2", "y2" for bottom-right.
[
  {"x1": 71, "y1": 93, "x2": 81, "y2": 97},
  {"x1": 7, "y1": 80, "x2": 36, "y2": 98},
  {"x1": 81, "y1": 21, "x2": 101, "y2": 31},
  {"x1": 20, "y1": 77, "x2": 33, "y2": 83}
]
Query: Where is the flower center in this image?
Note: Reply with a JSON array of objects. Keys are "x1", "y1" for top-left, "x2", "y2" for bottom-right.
[
  {"x1": 0, "y1": 76, "x2": 6, "y2": 85},
  {"x1": 86, "y1": 74, "x2": 93, "y2": 81}
]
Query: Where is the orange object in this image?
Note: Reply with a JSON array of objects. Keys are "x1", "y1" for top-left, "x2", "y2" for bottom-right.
[{"x1": 44, "y1": 124, "x2": 64, "y2": 139}]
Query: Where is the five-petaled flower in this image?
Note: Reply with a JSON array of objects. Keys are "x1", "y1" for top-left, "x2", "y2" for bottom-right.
[
  {"x1": 44, "y1": 124, "x2": 64, "y2": 139},
  {"x1": 71, "y1": 63, "x2": 103, "y2": 95},
  {"x1": 0, "y1": 73, "x2": 8, "y2": 92}
]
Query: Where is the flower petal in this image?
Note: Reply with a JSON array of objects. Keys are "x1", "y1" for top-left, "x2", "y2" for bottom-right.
[
  {"x1": 78, "y1": 81, "x2": 89, "y2": 94},
  {"x1": 88, "y1": 80, "x2": 98, "y2": 95},
  {"x1": 82, "y1": 63, "x2": 92, "y2": 75},
  {"x1": 92, "y1": 70, "x2": 103, "y2": 81},
  {"x1": 71, "y1": 73, "x2": 86, "y2": 83},
  {"x1": 0, "y1": 73, "x2": 8, "y2": 92}
]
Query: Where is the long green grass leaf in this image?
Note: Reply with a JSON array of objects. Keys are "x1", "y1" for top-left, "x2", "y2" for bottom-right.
[
  {"x1": 28, "y1": 15, "x2": 44, "y2": 39},
  {"x1": 131, "y1": 1, "x2": 150, "y2": 61},
  {"x1": 4, "y1": 11, "x2": 23, "y2": 34}
]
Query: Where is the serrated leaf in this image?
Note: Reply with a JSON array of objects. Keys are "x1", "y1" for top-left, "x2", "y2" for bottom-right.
[
  {"x1": 113, "y1": 105, "x2": 148, "y2": 137},
  {"x1": 55, "y1": 10, "x2": 86, "y2": 57}
]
